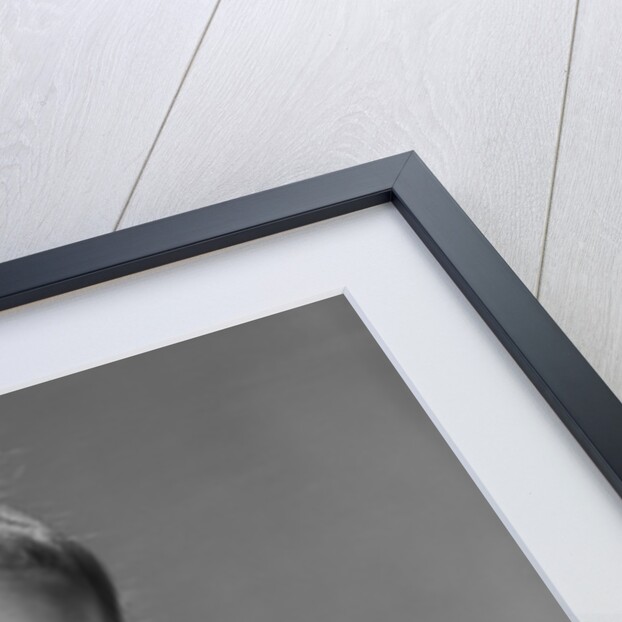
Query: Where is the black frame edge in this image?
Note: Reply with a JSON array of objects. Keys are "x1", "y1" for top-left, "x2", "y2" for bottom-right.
[
  {"x1": 0, "y1": 152, "x2": 410, "y2": 311},
  {"x1": 2, "y1": 150, "x2": 621, "y2": 499},
  {"x1": 393, "y1": 151, "x2": 622, "y2": 498}
]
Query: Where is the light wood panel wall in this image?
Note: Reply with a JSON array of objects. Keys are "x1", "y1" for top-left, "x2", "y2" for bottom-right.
[
  {"x1": 0, "y1": 0, "x2": 218, "y2": 261},
  {"x1": 539, "y1": 0, "x2": 622, "y2": 400},
  {"x1": 118, "y1": 0, "x2": 576, "y2": 291}
]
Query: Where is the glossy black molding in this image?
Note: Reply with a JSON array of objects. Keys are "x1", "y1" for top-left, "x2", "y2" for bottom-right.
[{"x1": 2, "y1": 151, "x2": 621, "y2": 497}]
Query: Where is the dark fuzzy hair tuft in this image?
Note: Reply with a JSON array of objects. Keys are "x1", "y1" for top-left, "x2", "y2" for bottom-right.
[{"x1": 0, "y1": 506, "x2": 123, "y2": 622}]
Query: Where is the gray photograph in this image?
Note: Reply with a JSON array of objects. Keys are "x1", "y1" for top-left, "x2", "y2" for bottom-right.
[{"x1": 0, "y1": 295, "x2": 569, "y2": 621}]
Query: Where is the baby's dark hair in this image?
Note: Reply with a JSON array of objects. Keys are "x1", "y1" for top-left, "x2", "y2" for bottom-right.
[{"x1": 0, "y1": 505, "x2": 124, "y2": 621}]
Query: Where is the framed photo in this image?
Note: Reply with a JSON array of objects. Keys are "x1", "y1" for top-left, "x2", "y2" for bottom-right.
[{"x1": 1, "y1": 152, "x2": 620, "y2": 621}]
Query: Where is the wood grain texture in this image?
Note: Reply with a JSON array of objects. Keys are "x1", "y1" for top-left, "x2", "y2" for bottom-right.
[
  {"x1": 119, "y1": 0, "x2": 576, "y2": 291},
  {"x1": 0, "y1": 0, "x2": 218, "y2": 262},
  {"x1": 539, "y1": 0, "x2": 622, "y2": 400}
]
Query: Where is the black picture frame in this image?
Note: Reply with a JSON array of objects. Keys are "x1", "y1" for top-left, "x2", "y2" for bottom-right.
[{"x1": 1, "y1": 150, "x2": 621, "y2": 498}]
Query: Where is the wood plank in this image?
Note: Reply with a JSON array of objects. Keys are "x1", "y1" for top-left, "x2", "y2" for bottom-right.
[
  {"x1": 119, "y1": 0, "x2": 576, "y2": 291},
  {"x1": 0, "y1": 0, "x2": 218, "y2": 262},
  {"x1": 539, "y1": 0, "x2": 622, "y2": 400}
]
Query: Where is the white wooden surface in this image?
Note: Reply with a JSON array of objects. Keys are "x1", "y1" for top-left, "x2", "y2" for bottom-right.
[
  {"x1": 117, "y1": 0, "x2": 576, "y2": 291},
  {"x1": 3, "y1": 206, "x2": 622, "y2": 621},
  {"x1": 539, "y1": 0, "x2": 622, "y2": 401},
  {"x1": 0, "y1": 0, "x2": 218, "y2": 262}
]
